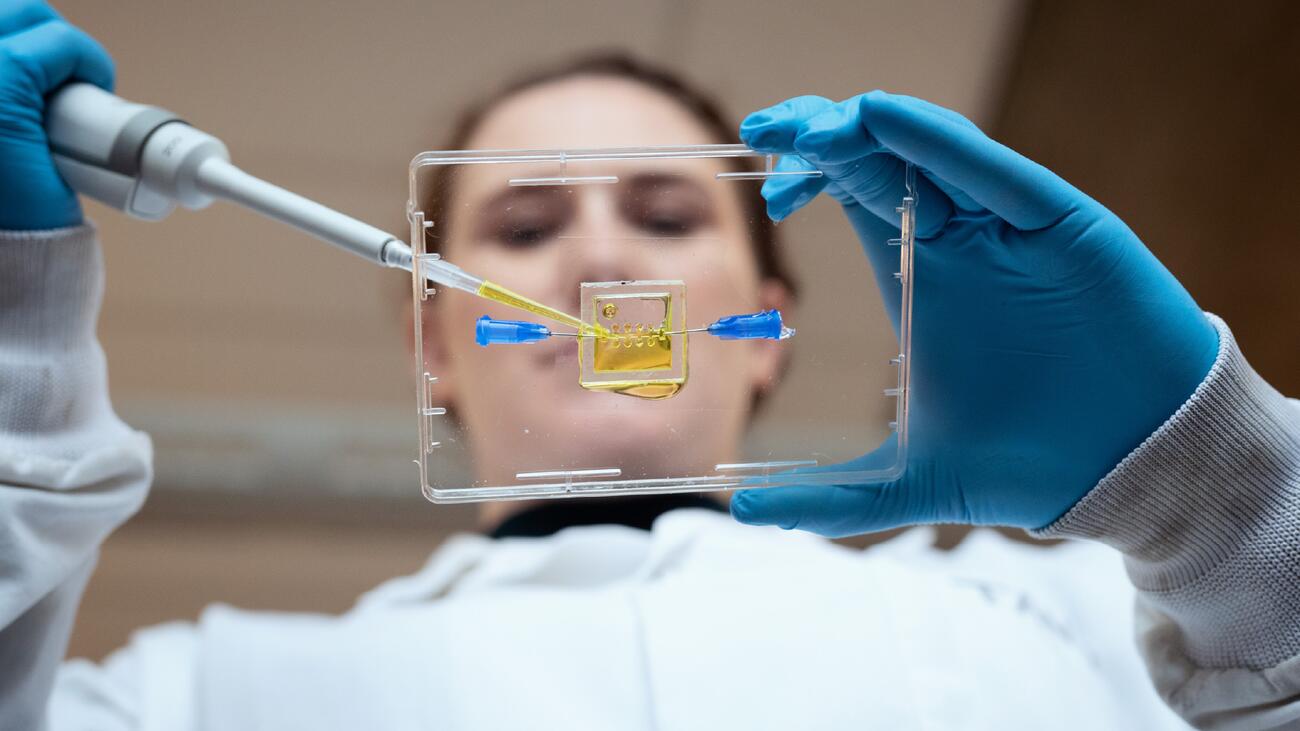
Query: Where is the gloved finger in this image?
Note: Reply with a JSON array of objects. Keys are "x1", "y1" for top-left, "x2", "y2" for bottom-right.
[
  {"x1": 888, "y1": 98, "x2": 991, "y2": 213},
  {"x1": 740, "y1": 95, "x2": 835, "y2": 151},
  {"x1": 812, "y1": 150, "x2": 953, "y2": 238},
  {"x1": 755, "y1": 149, "x2": 900, "y2": 221},
  {"x1": 4, "y1": 18, "x2": 115, "y2": 93},
  {"x1": 761, "y1": 157, "x2": 906, "y2": 332},
  {"x1": 922, "y1": 170, "x2": 983, "y2": 213},
  {"x1": 785, "y1": 97, "x2": 957, "y2": 236},
  {"x1": 758, "y1": 154, "x2": 830, "y2": 222},
  {"x1": 745, "y1": 95, "x2": 954, "y2": 237},
  {"x1": 733, "y1": 437, "x2": 904, "y2": 535},
  {"x1": 740, "y1": 93, "x2": 981, "y2": 153},
  {"x1": 0, "y1": 0, "x2": 58, "y2": 38},
  {"x1": 798, "y1": 91, "x2": 1079, "y2": 230},
  {"x1": 731, "y1": 440, "x2": 961, "y2": 537},
  {"x1": 884, "y1": 93, "x2": 982, "y2": 133}
]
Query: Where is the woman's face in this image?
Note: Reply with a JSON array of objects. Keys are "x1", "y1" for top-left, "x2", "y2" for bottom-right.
[{"x1": 425, "y1": 75, "x2": 787, "y2": 489}]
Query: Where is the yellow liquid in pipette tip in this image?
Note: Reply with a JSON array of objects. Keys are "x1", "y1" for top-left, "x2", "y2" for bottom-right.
[{"x1": 477, "y1": 281, "x2": 607, "y2": 336}]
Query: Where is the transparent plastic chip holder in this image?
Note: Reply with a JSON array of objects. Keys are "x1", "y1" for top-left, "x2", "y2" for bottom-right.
[{"x1": 407, "y1": 144, "x2": 915, "y2": 503}]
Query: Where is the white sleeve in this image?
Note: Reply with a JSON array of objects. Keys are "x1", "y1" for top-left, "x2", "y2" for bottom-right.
[
  {"x1": 0, "y1": 226, "x2": 152, "y2": 731},
  {"x1": 1035, "y1": 315, "x2": 1300, "y2": 730}
]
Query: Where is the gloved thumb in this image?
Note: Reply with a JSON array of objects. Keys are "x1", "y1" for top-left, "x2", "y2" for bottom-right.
[{"x1": 730, "y1": 439, "x2": 959, "y2": 537}]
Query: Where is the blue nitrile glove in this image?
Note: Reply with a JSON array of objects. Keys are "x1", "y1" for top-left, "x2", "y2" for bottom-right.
[
  {"x1": 730, "y1": 92, "x2": 1219, "y2": 534},
  {"x1": 0, "y1": 0, "x2": 114, "y2": 230}
]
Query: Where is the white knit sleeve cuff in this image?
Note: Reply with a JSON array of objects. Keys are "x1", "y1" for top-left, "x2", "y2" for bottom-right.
[
  {"x1": 1034, "y1": 314, "x2": 1300, "y2": 670},
  {"x1": 0, "y1": 225, "x2": 103, "y2": 353}
]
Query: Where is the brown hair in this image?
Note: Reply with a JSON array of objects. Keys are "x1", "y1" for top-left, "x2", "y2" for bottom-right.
[{"x1": 416, "y1": 51, "x2": 798, "y2": 298}]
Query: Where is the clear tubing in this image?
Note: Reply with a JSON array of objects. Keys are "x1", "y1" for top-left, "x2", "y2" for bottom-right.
[{"x1": 423, "y1": 258, "x2": 484, "y2": 293}]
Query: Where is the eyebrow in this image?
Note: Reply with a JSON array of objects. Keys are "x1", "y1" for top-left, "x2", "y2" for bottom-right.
[
  {"x1": 474, "y1": 184, "x2": 569, "y2": 215},
  {"x1": 469, "y1": 184, "x2": 569, "y2": 230},
  {"x1": 622, "y1": 171, "x2": 712, "y2": 195},
  {"x1": 466, "y1": 169, "x2": 716, "y2": 241}
]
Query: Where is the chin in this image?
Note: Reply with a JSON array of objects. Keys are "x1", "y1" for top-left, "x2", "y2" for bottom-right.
[
  {"x1": 570, "y1": 414, "x2": 719, "y2": 476},
  {"x1": 480, "y1": 381, "x2": 733, "y2": 474}
]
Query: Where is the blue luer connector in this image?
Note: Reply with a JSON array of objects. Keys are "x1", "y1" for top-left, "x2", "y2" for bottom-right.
[
  {"x1": 706, "y1": 309, "x2": 793, "y2": 340},
  {"x1": 475, "y1": 316, "x2": 552, "y2": 346}
]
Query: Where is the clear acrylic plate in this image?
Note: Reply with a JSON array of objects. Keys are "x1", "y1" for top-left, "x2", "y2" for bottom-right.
[{"x1": 407, "y1": 144, "x2": 914, "y2": 503}]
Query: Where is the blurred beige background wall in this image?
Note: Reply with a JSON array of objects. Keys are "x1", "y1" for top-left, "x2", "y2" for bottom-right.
[{"x1": 57, "y1": 0, "x2": 1029, "y2": 659}]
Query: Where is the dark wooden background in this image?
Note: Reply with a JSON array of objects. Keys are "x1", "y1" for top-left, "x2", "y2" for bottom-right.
[{"x1": 997, "y1": 0, "x2": 1300, "y2": 393}]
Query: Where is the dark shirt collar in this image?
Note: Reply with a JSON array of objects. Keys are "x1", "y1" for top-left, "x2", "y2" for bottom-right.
[{"x1": 488, "y1": 494, "x2": 727, "y2": 539}]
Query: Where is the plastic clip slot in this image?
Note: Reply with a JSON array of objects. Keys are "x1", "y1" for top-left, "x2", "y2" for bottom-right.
[
  {"x1": 508, "y1": 152, "x2": 620, "y2": 187},
  {"x1": 714, "y1": 460, "x2": 819, "y2": 472},
  {"x1": 516, "y1": 468, "x2": 623, "y2": 481},
  {"x1": 509, "y1": 175, "x2": 619, "y2": 187}
]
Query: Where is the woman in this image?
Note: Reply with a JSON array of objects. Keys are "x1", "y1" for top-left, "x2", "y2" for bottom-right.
[{"x1": 3, "y1": 5, "x2": 1298, "y2": 729}]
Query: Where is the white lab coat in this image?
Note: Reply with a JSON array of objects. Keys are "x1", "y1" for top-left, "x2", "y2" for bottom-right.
[{"x1": 51, "y1": 511, "x2": 1189, "y2": 730}]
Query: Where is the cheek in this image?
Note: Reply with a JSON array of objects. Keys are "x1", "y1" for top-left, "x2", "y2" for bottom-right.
[
  {"x1": 677, "y1": 235, "x2": 762, "y2": 316},
  {"x1": 674, "y1": 242, "x2": 768, "y2": 406},
  {"x1": 428, "y1": 245, "x2": 574, "y2": 423},
  {"x1": 428, "y1": 300, "x2": 484, "y2": 409}
]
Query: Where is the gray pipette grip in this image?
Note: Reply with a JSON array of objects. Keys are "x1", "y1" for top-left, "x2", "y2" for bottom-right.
[{"x1": 45, "y1": 83, "x2": 185, "y2": 219}]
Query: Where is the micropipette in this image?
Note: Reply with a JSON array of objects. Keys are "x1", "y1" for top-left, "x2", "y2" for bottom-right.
[{"x1": 42, "y1": 83, "x2": 589, "y2": 331}]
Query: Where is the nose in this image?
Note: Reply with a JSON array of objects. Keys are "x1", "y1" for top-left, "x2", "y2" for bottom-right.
[{"x1": 563, "y1": 187, "x2": 635, "y2": 296}]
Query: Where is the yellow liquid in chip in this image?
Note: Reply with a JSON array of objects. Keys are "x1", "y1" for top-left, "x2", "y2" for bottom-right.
[
  {"x1": 593, "y1": 327, "x2": 673, "y2": 373},
  {"x1": 598, "y1": 381, "x2": 684, "y2": 399},
  {"x1": 582, "y1": 329, "x2": 686, "y2": 399},
  {"x1": 582, "y1": 295, "x2": 686, "y2": 399}
]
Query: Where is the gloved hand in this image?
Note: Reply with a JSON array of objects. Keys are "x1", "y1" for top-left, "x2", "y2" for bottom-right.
[
  {"x1": 730, "y1": 92, "x2": 1219, "y2": 534},
  {"x1": 0, "y1": 0, "x2": 113, "y2": 230}
]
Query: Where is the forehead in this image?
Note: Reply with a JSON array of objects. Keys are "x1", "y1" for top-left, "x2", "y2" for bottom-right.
[{"x1": 464, "y1": 74, "x2": 726, "y2": 150}]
